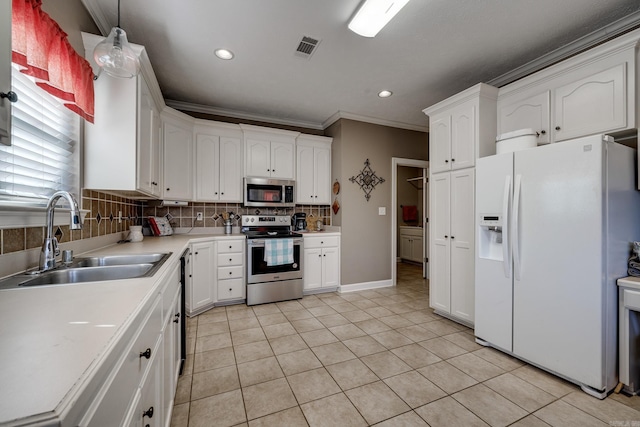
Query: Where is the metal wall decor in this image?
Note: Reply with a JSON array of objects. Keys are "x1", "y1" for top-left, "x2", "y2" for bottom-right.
[{"x1": 349, "y1": 158, "x2": 385, "y2": 201}]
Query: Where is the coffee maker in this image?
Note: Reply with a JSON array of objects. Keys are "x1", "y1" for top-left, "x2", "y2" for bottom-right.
[{"x1": 292, "y1": 213, "x2": 307, "y2": 231}]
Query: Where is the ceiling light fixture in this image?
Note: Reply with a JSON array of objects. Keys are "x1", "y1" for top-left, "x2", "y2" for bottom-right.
[
  {"x1": 348, "y1": 0, "x2": 411, "y2": 38},
  {"x1": 215, "y1": 49, "x2": 235, "y2": 60},
  {"x1": 93, "y1": 0, "x2": 140, "y2": 79},
  {"x1": 378, "y1": 90, "x2": 393, "y2": 98}
]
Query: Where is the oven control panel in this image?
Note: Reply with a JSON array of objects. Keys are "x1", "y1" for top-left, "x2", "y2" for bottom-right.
[{"x1": 242, "y1": 215, "x2": 291, "y2": 226}]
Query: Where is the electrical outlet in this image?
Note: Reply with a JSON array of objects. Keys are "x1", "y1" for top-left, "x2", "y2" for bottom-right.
[
  {"x1": 118, "y1": 210, "x2": 122, "y2": 223},
  {"x1": 196, "y1": 212, "x2": 203, "y2": 221}
]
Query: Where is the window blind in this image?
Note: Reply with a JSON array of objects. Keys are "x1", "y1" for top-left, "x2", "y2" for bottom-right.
[{"x1": 0, "y1": 64, "x2": 80, "y2": 205}]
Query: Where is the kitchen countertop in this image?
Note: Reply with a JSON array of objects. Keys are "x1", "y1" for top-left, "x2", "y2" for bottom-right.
[
  {"x1": 0, "y1": 233, "x2": 245, "y2": 426},
  {"x1": 618, "y1": 276, "x2": 640, "y2": 291}
]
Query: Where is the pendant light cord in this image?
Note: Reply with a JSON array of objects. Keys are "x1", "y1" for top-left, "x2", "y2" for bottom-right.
[{"x1": 117, "y1": 0, "x2": 121, "y2": 28}]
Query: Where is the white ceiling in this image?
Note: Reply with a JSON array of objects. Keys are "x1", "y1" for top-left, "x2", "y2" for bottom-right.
[{"x1": 82, "y1": 0, "x2": 640, "y2": 132}]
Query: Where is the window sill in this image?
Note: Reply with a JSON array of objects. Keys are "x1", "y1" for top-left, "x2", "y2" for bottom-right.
[{"x1": 0, "y1": 204, "x2": 90, "y2": 229}]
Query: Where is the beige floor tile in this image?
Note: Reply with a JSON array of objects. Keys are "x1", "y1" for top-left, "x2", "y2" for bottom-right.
[
  {"x1": 197, "y1": 320, "x2": 230, "y2": 337},
  {"x1": 284, "y1": 308, "x2": 314, "y2": 321},
  {"x1": 237, "y1": 356, "x2": 284, "y2": 387},
  {"x1": 308, "y1": 305, "x2": 338, "y2": 317},
  {"x1": 198, "y1": 309, "x2": 227, "y2": 324},
  {"x1": 341, "y1": 309, "x2": 374, "y2": 323},
  {"x1": 534, "y1": 400, "x2": 608, "y2": 427},
  {"x1": 342, "y1": 335, "x2": 387, "y2": 357},
  {"x1": 609, "y1": 392, "x2": 640, "y2": 412},
  {"x1": 339, "y1": 293, "x2": 366, "y2": 302},
  {"x1": 325, "y1": 358, "x2": 380, "y2": 391},
  {"x1": 452, "y1": 383, "x2": 529, "y2": 426},
  {"x1": 234, "y1": 340, "x2": 274, "y2": 364},
  {"x1": 189, "y1": 389, "x2": 246, "y2": 427},
  {"x1": 561, "y1": 391, "x2": 640, "y2": 424},
  {"x1": 248, "y1": 406, "x2": 308, "y2": 427},
  {"x1": 509, "y1": 415, "x2": 552, "y2": 427},
  {"x1": 170, "y1": 402, "x2": 190, "y2": 427},
  {"x1": 300, "y1": 328, "x2": 338, "y2": 347},
  {"x1": 287, "y1": 367, "x2": 342, "y2": 404},
  {"x1": 311, "y1": 342, "x2": 357, "y2": 365},
  {"x1": 227, "y1": 308, "x2": 257, "y2": 320},
  {"x1": 361, "y1": 351, "x2": 412, "y2": 379},
  {"x1": 442, "y1": 331, "x2": 485, "y2": 352},
  {"x1": 417, "y1": 361, "x2": 478, "y2": 394},
  {"x1": 399, "y1": 310, "x2": 438, "y2": 324},
  {"x1": 328, "y1": 323, "x2": 367, "y2": 341},
  {"x1": 379, "y1": 314, "x2": 415, "y2": 329},
  {"x1": 352, "y1": 299, "x2": 379, "y2": 310},
  {"x1": 299, "y1": 297, "x2": 327, "y2": 308},
  {"x1": 511, "y1": 365, "x2": 577, "y2": 398},
  {"x1": 257, "y1": 312, "x2": 288, "y2": 326},
  {"x1": 231, "y1": 327, "x2": 267, "y2": 346},
  {"x1": 276, "y1": 300, "x2": 306, "y2": 312},
  {"x1": 472, "y1": 347, "x2": 525, "y2": 371},
  {"x1": 374, "y1": 411, "x2": 429, "y2": 426},
  {"x1": 300, "y1": 393, "x2": 367, "y2": 427},
  {"x1": 196, "y1": 332, "x2": 232, "y2": 353},
  {"x1": 365, "y1": 306, "x2": 396, "y2": 318},
  {"x1": 194, "y1": 346, "x2": 236, "y2": 372},
  {"x1": 321, "y1": 295, "x2": 348, "y2": 306},
  {"x1": 354, "y1": 318, "x2": 392, "y2": 334},
  {"x1": 262, "y1": 322, "x2": 297, "y2": 339},
  {"x1": 484, "y1": 373, "x2": 556, "y2": 412},
  {"x1": 385, "y1": 303, "x2": 415, "y2": 315},
  {"x1": 291, "y1": 317, "x2": 325, "y2": 333},
  {"x1": 371, "y1": 330, "x2": 414, "y2": 349},
  {"x1": 174, "y1": 374, "x2": 192, "y2": 404},
  {"x1": 345, "y1": 381, "x2": 410, "y2": 424},
  {"x1": 243, "y1": 377, "x2": 298, "y2": 421},
  {"x1": 182, "y1": 353, "x2": 194, "y2": 375},
  {"x1": 448, "y1": 353, "x2": 505, "y2": 382},
  {"x1": 269, "y1": 334, "x2": 309, "y2": 355},
  {"x1": 384, "y1": 371, "x2": 446, "y2": 408},
  {"x1": 317, "y1": 313, "x2": 350, "y2": 327},
  {"x1": 391, "y1": 343, "x2": 442, "y2": 369},
  {"x1": 414, "y1": 396, "x2": 489, "y2": 427},
  {"x1": 251, "y1": 304, "x2": 281, "y2": 316},
  {"x1": 277, "y1": 348, "x2": 323, "y2": 376},
  {"x1": 421, "y1": 319, "x2": 465, "y2": 336},
  {"x1": 331, "y1": 302, "x2": 359, "y2": 313},
  {"x1": 418, "y1": 337, "x2": 468, "y2": 359},
  {"x1": 191, "y1": 365, "x2": 240, "y2": 400},
  {"x1": 229, "y1": 316, "x2": 261, "y2": 332},
  {"x1": 396, "y1": 325, "x2": 438, "y2": 342}
]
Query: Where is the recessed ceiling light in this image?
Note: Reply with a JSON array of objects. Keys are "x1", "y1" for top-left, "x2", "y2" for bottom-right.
[
  {"x1": 378, "y1": 90, "x2": 393, "y2": 98},
  {"x1": 215, "y1": 48, "x2": 234, "y2": 60}
]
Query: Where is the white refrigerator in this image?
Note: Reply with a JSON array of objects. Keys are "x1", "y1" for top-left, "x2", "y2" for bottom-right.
[{"x1": 475, "y1": 134, "x2": 640, "y2": 398}]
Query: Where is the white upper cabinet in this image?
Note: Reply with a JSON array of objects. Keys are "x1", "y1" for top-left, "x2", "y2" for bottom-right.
[
  {"x1": 162, "y1": 110, "x2": 193, "y2": 201},
  {"x1": 0, "y1": 1, "x2": 11, "y2": 145},
  {"x1": 424, "y1": 83, "x2": 498, "y2": 174},
  {"x1": 137, "y1": 77, "x2": 161, "y2": 197},
  {"x1": 241, "y1": 124, "x2": 298, "y2": 179},
  {"x1": 296, "y1": 135, "x2": 332, "y2": 205},
  {"x1": 498, "y1": 91, "x2": 551, "y2": 144},
  {"x1": 195, "y1": 121, "x2": 243, "y2": 202}
]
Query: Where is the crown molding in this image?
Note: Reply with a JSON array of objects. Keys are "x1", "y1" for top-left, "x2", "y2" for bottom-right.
[{"x1": 322, "y1": 111, "x2": 428, "y2": 133}]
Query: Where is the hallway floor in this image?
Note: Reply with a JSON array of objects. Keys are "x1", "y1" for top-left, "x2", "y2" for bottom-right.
[{"x1": 170, "y1": 263, "x2": 640, "y2": 426}]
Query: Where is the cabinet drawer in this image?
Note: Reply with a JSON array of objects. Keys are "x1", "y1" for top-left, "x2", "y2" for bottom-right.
[
  {"x1": 304, "y1": 235, "x2": 339, "y2": 249},
  {"x1": 218, "y1": 240, "x2": 244, "y2": 253},
  {"x1": 218, "y1": 265, "x2": 243, "y2": 280},
  {"x1": 217, "y1": 252, "x2": 243, "y2": 267},
  {"x1": 218, "y1": 278, "x2": 245, "y2": 300}
]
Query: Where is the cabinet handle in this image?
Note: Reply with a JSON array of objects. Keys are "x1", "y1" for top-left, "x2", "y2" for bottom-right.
[
  {"x1": 195, "y1": 252, "x2": 198, "y2": 255},
  {"x1": 267, "y1": 169, "x2": 271, "y2": 172},
  {"x1": 143, "y1": 406, "x2": 154, "y2": 419},
  {"x1": 444, "y1": 235, "x2": 448, "y2": 238},
  {"x1": 229, "y1": 271, "x2": 232, "y2": 275},
  {"x1": 229, "y1": 245, "x2": 232, "y2": 249},
  {"x1": 221, "y1": 192, "x2": 224, "y2": 195},
  {"x1": 318, "y1": 254, "x2": 322, "y2": 257},
  {"x1": 166, "y1": 188, "x2": 170, "y2": 191},
  {"x1": 0, "y1": 91, "x2": 18, "y2": 103},
  {"x1": 229, "y1": 288, "x2": 232, "y2": 292},
  {"x1": 229, "y1": 258, "x2": 232, "y2": 262},
  {"x1": 540, "y1": 130, "x2": 546, "y2": 135},
  {"x1": 173, "y1": 317, "x2": 180, "y2": 323},
  {"x1": 174, "y1": 313, "x2": 180, "y2": 323},
  {"x1": 215, "y1": 192, "x2": 218, "y2": 195},
  {"x1": 323, "y1": 254, "x2": 326, "y2": 257},
  {"x1": 451, "y1": 236, "x2": 455, "y2": 239},
  {"x1": 139, "y1": 348, "x2": 151, "y2": 359},
  {"x1": 445, "y1": 159, "x2": 449, "y2": 163},
  {"x1": 555, "y1": 126, "x2": 561, "y2": 131},
  {"x1": 451, "y1": 158, "x2": 455, "y2": 162}
]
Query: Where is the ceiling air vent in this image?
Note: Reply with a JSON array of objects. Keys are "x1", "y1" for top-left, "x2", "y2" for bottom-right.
[{"x1": 295, "y1": 35, "x2": 321, "y2": 59}]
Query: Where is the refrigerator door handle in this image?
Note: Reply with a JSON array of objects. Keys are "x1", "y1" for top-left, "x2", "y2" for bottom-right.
[
  {"x1": 502, "y1": 175, "x2": 511, "y2": 279},
  {"x1": 512, "y1": 174, "x2": 522, "y2": 280}
]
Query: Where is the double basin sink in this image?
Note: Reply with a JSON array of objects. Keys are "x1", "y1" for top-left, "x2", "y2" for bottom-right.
[{"x1": 0, "y1": 252, "x2": 171, "y2": 290}]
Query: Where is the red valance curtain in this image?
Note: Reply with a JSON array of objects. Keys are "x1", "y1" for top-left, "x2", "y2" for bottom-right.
[{"x1": 11, "y1": 0, "x2": 95, "y2": 123}]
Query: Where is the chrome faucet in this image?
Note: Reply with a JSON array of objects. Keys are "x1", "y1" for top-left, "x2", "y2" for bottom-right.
[{"x1": 39, "y1": 191, "x2": 83, "y2": 271}]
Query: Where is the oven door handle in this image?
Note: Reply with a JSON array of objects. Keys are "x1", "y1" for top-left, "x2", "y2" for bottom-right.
[{"x1": 248, "y1": 238, "x2": 303, "y2": 247}]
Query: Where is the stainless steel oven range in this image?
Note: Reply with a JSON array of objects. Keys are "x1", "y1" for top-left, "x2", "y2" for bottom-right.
[{"x1": 242, "y1": 215, "x2": 303, "y2": 305}]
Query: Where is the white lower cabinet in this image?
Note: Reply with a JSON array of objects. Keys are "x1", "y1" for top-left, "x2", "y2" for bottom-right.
[
  {"x1": 399, "y1": 227, "x2": 423, "y2": 263},
  {"x1": 303, "y1": 235, "x2": 340, "y2": 292},
  {"x1": 216, "y1": 239, "x2": 246, "y2": 302},
  {"x1": 188, "y1": 241, "x2": 215, "y2": 315}
]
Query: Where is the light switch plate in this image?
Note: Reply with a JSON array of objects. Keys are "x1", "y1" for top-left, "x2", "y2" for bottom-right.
[{"x1": 378, "y1": 207, "x2": 386, "y2": 215}]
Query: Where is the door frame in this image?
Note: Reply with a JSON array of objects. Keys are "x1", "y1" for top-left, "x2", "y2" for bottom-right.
[{"x1": 391, "y1": 157, "x2": 429, "y2": 285}]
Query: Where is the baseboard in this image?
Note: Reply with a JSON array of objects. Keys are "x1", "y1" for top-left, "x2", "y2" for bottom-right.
[{"x1": 339, "y1": 279, "x2": 393, "y2": 293}]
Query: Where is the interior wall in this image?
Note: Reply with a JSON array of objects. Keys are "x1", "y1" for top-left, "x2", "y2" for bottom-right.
[
  {"x1": 326, "y1": 119, "x2": 428, "y2": 286},
  {"x1": 41, "y1": 0, "x2": 100, "y2": 54}
]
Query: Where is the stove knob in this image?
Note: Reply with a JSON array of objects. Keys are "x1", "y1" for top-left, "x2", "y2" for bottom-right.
[{"x1": 251, "y1": 218, "x2": 255, "y2": 222}]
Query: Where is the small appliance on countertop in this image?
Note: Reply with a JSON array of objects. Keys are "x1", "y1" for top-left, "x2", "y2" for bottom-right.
[{"x1": 292, "y1": 212, "x2": 307, "y2": 231}]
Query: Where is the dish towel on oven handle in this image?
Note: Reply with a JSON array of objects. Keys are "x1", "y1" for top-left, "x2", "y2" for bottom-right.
[{"x1": 264, "y1": 238, "x2": 294, "y2": 266}]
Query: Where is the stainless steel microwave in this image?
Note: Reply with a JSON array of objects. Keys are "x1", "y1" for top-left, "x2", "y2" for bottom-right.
[{"x1": 244, "y1": 177, "x2": 295, "y2": 207}]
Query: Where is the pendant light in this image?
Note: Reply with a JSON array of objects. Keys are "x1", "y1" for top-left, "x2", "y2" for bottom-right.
[{"x1": 93, "y1": 0, "x2": 140, "y2": 79}]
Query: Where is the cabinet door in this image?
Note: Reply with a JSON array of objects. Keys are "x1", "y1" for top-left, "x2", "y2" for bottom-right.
[
  {"x1": 271, "y1": 141, "x2": 295, "y2": 179},
  {"x1": 137, "y1": 78, "x2": 155, "y2": 195},
  {"x1": 322, "y1": 247, "x2": 340, "y2": 288},
  {"x1": 245, "y1": 138, "x2": 270, "y2": 177},
  {"x1": 314, "y1": 146, "x2": 331, "y2": 204},
  {"x1": 498, "y1": 91, "x2": 550, "y2": 144},
  {"x1": 430, "y1": 173, "x2": 451, "y2": 312},
  {"x1": 303, "y1": 248, "x2": 323, "y2": 290},
  {"x1": 139, "y1": 346, "x2": 162, "y2": 427},
  {"x1": 297, "y1": 144, "x2": 315, "y2": 204},
  {"x1": 400, "y1": 235, "x2": 412, "y2": 260},
  {"x1": 0, "y1": 0, "x2": 10, "y2": 145},
  {"x1": 190, "y1": 242, "x2": 215, "y2": 310},
  {"x1": 450, "y1": 169, "x2": 475, "y2": 324},
  {"x1": 195, "y1": 133, "x2": 220, "y2": 201},
  {"x1": 150, "y1": 108, "x2": 162, "y2": 197},
  {"x1": 163, "y1": 121, "x2": 193, "y2": 200},
  {"x1": 411, "y1": 236, "x2": 424, "y2": 263},
  {"x1": 553, "y1": 64, "x2": 626, "y2": 142},
  {"x1": 450, "y1": 102, "x2": 476, "y2": 170},
  {"x1": 218, "y1": 137, "x2": 242, "y2": 201},
  {"x1": 430, "y1": 115, "x2": 452, "y2": 174}
]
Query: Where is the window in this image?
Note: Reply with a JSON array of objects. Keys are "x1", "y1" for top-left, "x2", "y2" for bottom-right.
[{"x1": 0, "y1": 64, "x2": 81, "y2": 207}]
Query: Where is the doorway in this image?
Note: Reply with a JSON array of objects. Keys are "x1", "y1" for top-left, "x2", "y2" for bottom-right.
[{"x1": 391, "y1": 158, "x2": 429, "y2": 286}]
